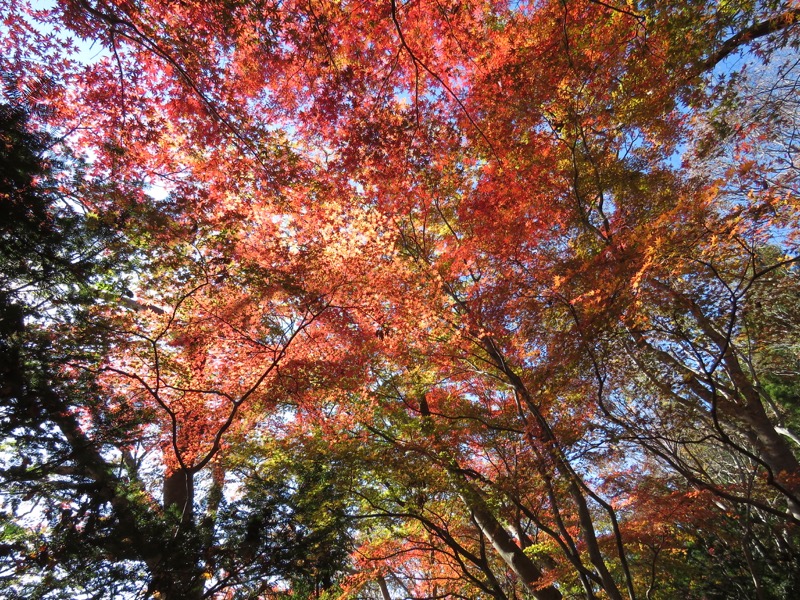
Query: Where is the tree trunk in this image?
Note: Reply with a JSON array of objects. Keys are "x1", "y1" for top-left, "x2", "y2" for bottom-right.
[
  {"x1": 377, "y1": 574, "x2": 393, "y2": 600},
  {"x1": 481, "y1": 336, "x2": 631, "y2": 599},
  {"x1": 452, "y1": 472, "x2": 562, "y2": 600},
  {"x1": 681, "y1": 293, "x2": 800, "y2": 515},
  {"x1": 149, "y1": 467, "x2": 205, "y2": 600},
  {"x1": 738, "y1": 397, "x2": 800, "y2": 519},
  {"x1": 164, "y1": 466, "x2": 195, "y2": 524}
]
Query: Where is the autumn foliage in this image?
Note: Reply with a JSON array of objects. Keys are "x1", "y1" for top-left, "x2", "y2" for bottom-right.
[{"x1": 1, "y1": 0, "x2": 800, "y2": 598}]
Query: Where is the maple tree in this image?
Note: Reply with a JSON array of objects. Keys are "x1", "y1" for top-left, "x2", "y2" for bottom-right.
[{"x1": 2, "y1": 0, "x2": 800, "y2": 598}]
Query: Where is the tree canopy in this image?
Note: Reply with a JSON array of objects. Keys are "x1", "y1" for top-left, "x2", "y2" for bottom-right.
[{"x1": 1, "y1": 0, "x2": 800, "y2": 598}]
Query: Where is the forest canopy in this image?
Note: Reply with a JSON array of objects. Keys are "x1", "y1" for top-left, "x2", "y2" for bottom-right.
[{"x1": 1, "y1": 0, "x2": 800, "y2": 598}]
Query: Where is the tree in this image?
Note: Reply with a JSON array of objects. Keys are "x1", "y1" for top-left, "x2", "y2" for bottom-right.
[
  {"x1": 2, "y1": 0, "x2": 800, "y2": 598},
  {"x1": 0, "y1": 89, "x2": 152, "y2": 597}
]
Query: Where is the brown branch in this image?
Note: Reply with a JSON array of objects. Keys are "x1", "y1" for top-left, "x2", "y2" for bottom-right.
[{"x1": 699, "y1": 8, "x2": 800, "y2": 73}]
